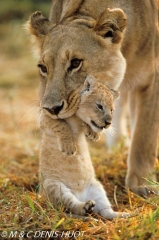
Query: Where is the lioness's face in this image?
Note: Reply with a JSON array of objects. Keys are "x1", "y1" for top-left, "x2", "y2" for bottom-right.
[
  {"x1": 38, "y1": 24, "x2": 125, "y2": 115},
  {"x1": 28, "y1": 9, "x2": 127, "y2": 117}
]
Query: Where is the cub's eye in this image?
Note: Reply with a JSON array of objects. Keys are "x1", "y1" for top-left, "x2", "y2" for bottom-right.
[
  {"x1": 86, "y1": 83, "x2": 90, "y2": 91},
  {"x1": 68, "y1": 58, "x2": 82, "y2": 71},
  {"x1": 37, "y1": 64, "x2": 48, "y2": 76},
  {"x1": 96, "y1": 104, "x2": 103, "y2": 111}
]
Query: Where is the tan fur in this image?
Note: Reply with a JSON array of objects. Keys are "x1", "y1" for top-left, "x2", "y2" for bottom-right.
[
  {"x1": 39, "y1": 76, "x2": 127, "y2": 219},
  {"x1": 27, "y1": 0, "x2": 159, "y2": 198},
  {"x1": 40, "y1": 76, "x2": 118, "y2": 155}
]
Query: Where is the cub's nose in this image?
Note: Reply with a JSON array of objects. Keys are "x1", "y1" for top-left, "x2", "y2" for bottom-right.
[
  {"x1": 43, "y1": 101, "x2": 64, "y2": 115},
  {"x1": 105, "y1": 120, "x2": 111, "y2": 127},
  {"x1": 105, "y1": 114, "x2": 112, "y2": 128}
]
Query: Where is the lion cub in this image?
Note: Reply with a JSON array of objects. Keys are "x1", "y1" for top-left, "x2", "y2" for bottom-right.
[{"x1": 39, "y1": 76, "x2": 127, "y2": 219}]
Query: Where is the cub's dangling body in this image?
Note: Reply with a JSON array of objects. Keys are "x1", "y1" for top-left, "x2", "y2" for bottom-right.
[{"x1": 39, "y1": 77, "x2": 127, "y2": 219}]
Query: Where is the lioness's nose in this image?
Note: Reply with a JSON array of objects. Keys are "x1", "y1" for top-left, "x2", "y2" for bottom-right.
[{"x1": 43, "y1": 101, "x2": 64, "y2": 115}]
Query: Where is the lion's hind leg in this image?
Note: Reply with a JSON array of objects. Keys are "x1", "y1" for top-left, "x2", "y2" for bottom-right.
[
  {"x1": 41, "y1": 179, "x2": 95, "y2": 216},
  {"x1": 86, "y1": 179, "x2": 129, "y2": 219}
]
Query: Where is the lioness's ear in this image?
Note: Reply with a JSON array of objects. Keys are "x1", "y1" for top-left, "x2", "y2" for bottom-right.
[
  {"x1": 111, "y1": 89, "x2": 120, "y2": 99},
  {"x1": 94, "y1": 8, "x2": 127, "y2": 44},
  {"x1": 26, "y1": 11, "x2": 54, "y2": 46},
  {"x1": 50, "y1": 0, "x2": 84, "y2": 24}
]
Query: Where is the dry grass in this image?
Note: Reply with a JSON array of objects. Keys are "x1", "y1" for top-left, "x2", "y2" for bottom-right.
[{"x1": 0, "y1": 18, "x2": 159, "y2": 240}]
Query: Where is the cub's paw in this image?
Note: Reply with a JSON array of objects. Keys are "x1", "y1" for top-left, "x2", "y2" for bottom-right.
[
  {"x1": 83, "y1": 124, "x2": 100, "y2": 141},
  {"x1": 58, "y1": 140, "x2": 77, "y2": 156},
  {"x1": 82, "y1": 200, "x2": 96, "y2": 215},
  {"x1": 115, "y1": 212, "x2": 130, "y2": 219},
  {"x1": 85, "y1": 131, "x2": 100, "y2": 141},
  {"x1": 99, "y1": 209, "x2": 130, "y2": 220}
]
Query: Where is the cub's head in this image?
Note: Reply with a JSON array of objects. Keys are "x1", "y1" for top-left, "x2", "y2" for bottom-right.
[
  {"x1": 76, "y1": 76, "x2": 119, "y2": 133},
  {"x1": 26, "y1": 1, "x2": 127, "y2": 118}
]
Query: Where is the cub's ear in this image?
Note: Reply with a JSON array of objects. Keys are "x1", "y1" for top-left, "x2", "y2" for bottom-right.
[
  {"x1": 94, "y1": 8, "x2": 127, "y2": 44},
  {"x1": 111, "y1": 89, "x2": 120, "y2": 99},
  {"x1": 81, "y1": 75, "x2": 96, "y2": 94},
  {"x1": 25, "y1": 11, "x2": 54, "y2": 46}
]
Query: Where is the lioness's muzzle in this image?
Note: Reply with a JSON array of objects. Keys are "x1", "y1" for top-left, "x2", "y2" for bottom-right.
[{"x1": 43, "y1": 100, "x2": 64, "y2": 115}]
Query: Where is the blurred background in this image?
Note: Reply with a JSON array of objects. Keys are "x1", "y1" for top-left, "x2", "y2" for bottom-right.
[
  {"x1": 0, "y1": 0, "x2": 51, "y2": 187},
  {"x1": 0, "y1": 0, "x2": 50, "y2": 89}
]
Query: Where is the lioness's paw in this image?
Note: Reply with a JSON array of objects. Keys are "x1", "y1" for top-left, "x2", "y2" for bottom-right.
[
  {"x1": 129, "y1": 185, "x2": 159, "y2": 199},
  {"x1": 126, "y1": 174, "x2": 159, "y2": 198},
  {"x1": 82, "y1": 200, "x2": 96, "y2": 215},
  {"x1": 58, "y1": 140, "x2": 77, "y2": 156}
]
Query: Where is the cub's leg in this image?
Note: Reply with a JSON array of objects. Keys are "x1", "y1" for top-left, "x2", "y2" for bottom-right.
[
  {"x1": 40, "y1": 113, "x2": 77, "y2": 155},
  {"x1": 105, "y1": 90, "x2": 129, "y2": 150},
  {"x1": 86, "y1": 180, "x2": 129, "y2": 219},
  {"x1": 41, "y1": 180, "x2": 95, "y2": 216},
  {"x1": 126, "y1": 72, "x2": 159, "y2": 198},
  {"x1": 82, "y1": 123, "x2": 100, "y2": 141}
]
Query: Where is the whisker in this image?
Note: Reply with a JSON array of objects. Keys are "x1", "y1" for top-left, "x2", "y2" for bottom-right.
[
  {"x1": 111, "y1": 124, "x2": 118, "y2": 133},
  {"x1": 27, "y1": 99, "x2": 40, "y2": 107},
  {"x1": 106, "y1": 125, "x2": 117, "y2": 136},
  {"x1": 16, "y1": 105, "x2": 40, "y2": 130}
]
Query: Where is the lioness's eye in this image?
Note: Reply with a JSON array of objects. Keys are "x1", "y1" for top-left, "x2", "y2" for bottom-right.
[
  {"x1": 37, "y1": 64, "x2": 48, "y2": 75},
  {"x1": 71, "y1": 59, "x2": 81, "y2": 68},
  {"x1": 104, "y1": 30, "x2": 113, "y2": 38},
  {"x1": 96, "y1": 104, "x2": 103, "y2": 111},
  {"x1": 68, "y1": 58, "x2": 82, "y2": 71}
]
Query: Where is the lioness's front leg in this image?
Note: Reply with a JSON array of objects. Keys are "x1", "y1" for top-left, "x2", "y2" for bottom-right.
[
  {"x1": 126, "y1": 72, "x2": 159, "y2": 198},
  {"x1": 40, "y1": 113, "x2": 77, "y2": 155},
  {"x1": 82, "y1": 123, "x2": 100, "y2": 141}
]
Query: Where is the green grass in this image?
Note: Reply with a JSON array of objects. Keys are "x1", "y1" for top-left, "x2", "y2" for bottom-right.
[
  {"x1": 0, "y1": 0, "x2": 50, "y2": 23},
  {"x1": 0, "y1": 6, "x2": 159, "y2": 239}
]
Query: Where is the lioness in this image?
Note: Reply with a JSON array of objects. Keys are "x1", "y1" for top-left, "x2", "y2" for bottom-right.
[
  {"x1": 27, "y1": 0, "x2": 159, "y2": 198},
  {"x1": 39, "y1": 76, "x2": 126, "y2": 219}
]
